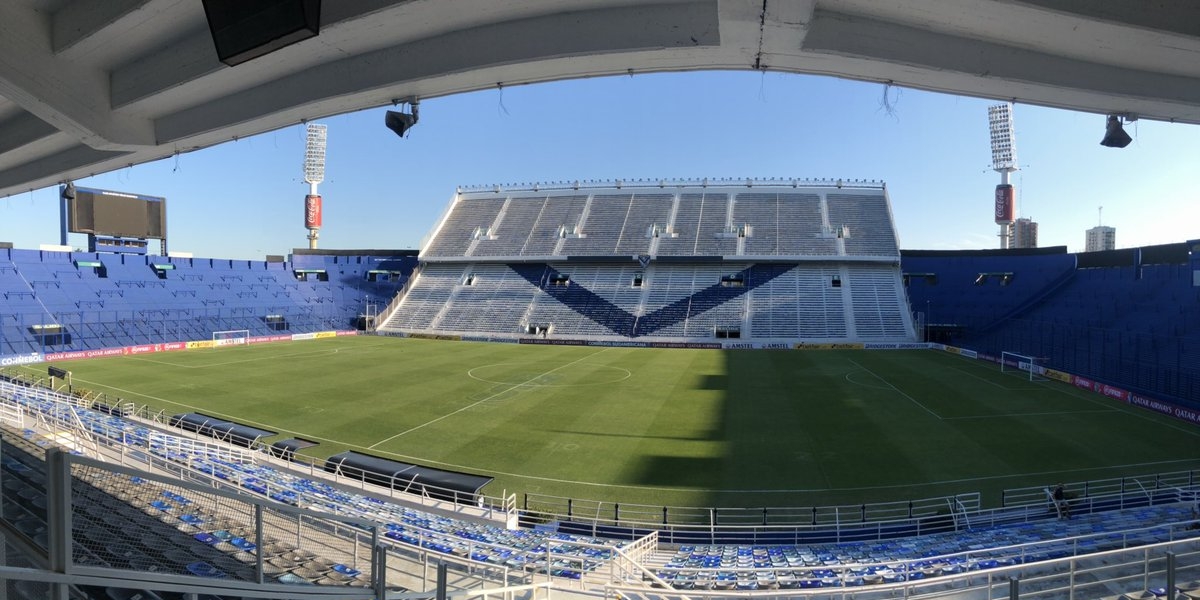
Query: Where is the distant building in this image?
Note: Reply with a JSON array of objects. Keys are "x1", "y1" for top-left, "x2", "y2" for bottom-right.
[
  {"x1": 1013, "y1": 218, "x2": 1038, "y2": 248},
  {"x1": 1085, "y1": 225, "x2": 1116, "y2": 252}
]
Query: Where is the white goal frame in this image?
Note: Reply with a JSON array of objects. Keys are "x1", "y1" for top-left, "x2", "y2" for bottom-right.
[
  {"x1": 1000, "y1": 351, "x2": 1048, "y2": 381},
  {"x1": 212, "y1": 329, "x2": 250, "y2": 347}
]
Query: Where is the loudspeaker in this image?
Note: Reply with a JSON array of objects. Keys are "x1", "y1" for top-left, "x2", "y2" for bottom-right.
[
  {"x1": 385, "y1": 110, "x2": 417, "y2": 138},
  {"x1": 61, "y1": 182, "x2": 75, "y2": 201},
  {"x1": 1100, "y1": 115, "x2": 1132, "y2": 148},
  {"x1": 202, "y1": 0, "x2": 321, "y2": 67}
]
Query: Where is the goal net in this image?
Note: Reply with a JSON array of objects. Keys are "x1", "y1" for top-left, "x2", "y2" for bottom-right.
[
  {"x1": 212, "y1": 329, "x2": 250, "y2": 347},
  {"x1": 1000, "y1": 351, "x2": 1048, "y2": 381}
]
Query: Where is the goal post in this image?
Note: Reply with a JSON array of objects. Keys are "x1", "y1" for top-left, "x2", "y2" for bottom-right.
[
  {"x1": 212, "y1": 329, "x2": 250, "y2": 347},
  {"x1": 1000, "y1": 351, "x2": 1048, "y2": 381}
]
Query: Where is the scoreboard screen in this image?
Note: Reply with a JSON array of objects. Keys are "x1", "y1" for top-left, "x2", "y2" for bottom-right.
[{"x1": 68, "y1": 187, "x2": 167, "y2": 239}]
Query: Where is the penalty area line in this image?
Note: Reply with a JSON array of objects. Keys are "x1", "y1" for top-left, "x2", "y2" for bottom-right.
[
  {"x1": 941, "y1": 408, "x2": 1119, "y2": 420},
  {"x1": 366, "y1": 347, "x2": 612, "y2": 449},
  {"x1": 848, "y1": 358, "x2": 943, "y2": 420}
]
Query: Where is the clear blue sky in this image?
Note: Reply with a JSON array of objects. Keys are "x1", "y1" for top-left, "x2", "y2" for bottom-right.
[{"x1": 1, "y1": 71, "x2": 1196, "y2": 260}]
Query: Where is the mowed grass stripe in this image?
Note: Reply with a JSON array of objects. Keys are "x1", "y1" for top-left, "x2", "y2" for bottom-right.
[{"x1": 36, "y1": 337, "x2": 1200, "y2": 509}]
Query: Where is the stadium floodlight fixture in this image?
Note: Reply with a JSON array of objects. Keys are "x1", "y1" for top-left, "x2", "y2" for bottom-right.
[
  {"x1": 302, "y1": 123, "x2": 327, "y2": 250},
  {"x1": 303, "y1": 123, "x2": 327, "y2": 185},
  {"x1": 1100, "y1": 114, "x2": 1134, "y2": 148},
  {"x1": 385, "y1": 99, "x2": 419, "y2": 138},
  {"x1": 987, "y1": 103, "x2": 1017, "y2": 172}
]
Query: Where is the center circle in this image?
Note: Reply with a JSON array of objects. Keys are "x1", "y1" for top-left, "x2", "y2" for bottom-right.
[
  {"x1": 467, "y1": 362, "x2": 632, "y2": 387},
  {"x1": 844, "y1": 370, "x2": 892, "y2": 389}
]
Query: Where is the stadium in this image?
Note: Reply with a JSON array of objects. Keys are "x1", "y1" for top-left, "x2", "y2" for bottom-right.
[{"x1": 1, "y1": 2, "x2": 1200, "y2": 600}]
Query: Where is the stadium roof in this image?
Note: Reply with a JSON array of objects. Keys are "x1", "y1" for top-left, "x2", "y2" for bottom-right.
[{"x1": 2, "y1": 0, "x2": 1199, "y2": 198}]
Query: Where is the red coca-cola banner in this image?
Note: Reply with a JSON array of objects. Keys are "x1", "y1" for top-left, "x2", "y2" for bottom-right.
[
  {"x1": 994, "y1": 184, "x2": 1014, "y2": 224},
  {"x1": 304, "y1": 195, "x2": 322, "y2": 229}
]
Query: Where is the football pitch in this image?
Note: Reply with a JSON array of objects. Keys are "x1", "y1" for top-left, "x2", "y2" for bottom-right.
[{"x1": 26, "y1": 336, "x2": 1200, "y2": 509}]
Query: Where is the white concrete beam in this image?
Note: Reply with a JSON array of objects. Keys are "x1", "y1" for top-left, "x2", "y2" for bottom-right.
[
  {"x1": 757, "y1": 0, "x2": 817, "y2": 68},
  {"x1": 802, "y1": 10, "x2": 1200, "y2": 117},
  {"x1": 0, "y1": 112, "x2": 57, "y2": 156},
  {"x1": 0, "y1": 131, "x2": 79, "y2": 174},
  {"x1": 1014, "y1": 0, "x2": 1200, "y2": 39},
  {"x1": 0, "y1": 3, "x2": 155, "y2": 150},
  {"x1": 110, "y1": 0, "x2": 420, "y2": 110},
  {"x1": 52, "y1": 0, "x2": 155, "y2": 58},
  {"x1": 154, "y1": 2, "x2": 723, "y2": 143},
  {"x1": 111, "y1": 31, "x2": 219, "y2": 111},
  {"x1": 712, "y1": 0, "x2": 817, "y2": 70},
  {"x1": 0, "y1": 145, "x2": 131, "y2": 194}
]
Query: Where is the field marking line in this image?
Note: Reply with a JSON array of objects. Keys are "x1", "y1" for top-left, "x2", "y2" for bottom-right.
[
  {"x1": 124, "y1": 343, "x2": 390, "y2": 369},
  {"x1": 367, "y1": 347, "x2": 613, "y2": 449},
  {"x1": 467, "y1": 362, "x2": 632, "y2": 387},
  {"x1": 941, "y1": 408, "x2": 1118, "y2": 421},
  {"x1": 61, "y1": 374, "x2": 1200, "y2": 495},
  {"x1": 842, "y1": 371, "x2": 892, "y2": 390},
  {"x1": 936, "y1": 350, "x2": 1200, "y2": 439},
  {"x1": 949, "y1": 366, "x2": 1025, "y2": 391},
  {"x1": 847, "y1": 358, "x2": 943, "y2": 420},
  {"x1": 932, "y1": 355, "x2": 1040, "y2": 391},
  {"x1": 1031, "y1": 378, "x2": 1200, "y2": 439}
]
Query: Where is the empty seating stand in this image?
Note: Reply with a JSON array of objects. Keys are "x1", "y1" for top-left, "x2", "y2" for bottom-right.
[
  {"x1": 0, "y1": 248, "x2": 416, "y2": 353},
  {"x1": 385, "y1": 182, "x2": 916, "y2": 343},
  {"x1": 905, "y1": 244, "x2": 1200, "y2": 405}
]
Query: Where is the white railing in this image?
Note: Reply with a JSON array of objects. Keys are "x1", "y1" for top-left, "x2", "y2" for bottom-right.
[
  {"x1": 375, "y1": 264, "x2": 420, "y2": 330},
  {"x1": 608, "y1": 537, "x2": 1200, "y2": 600},
  {"x1": 0, "y1": 426, "x2": 593, "y2": 593},
  {"x1": 519, "y1": 492, "x2": 980, "y2": 539},
  {"x1": 0, "y1": 401, "x2": 22, "y2": 427},
  {"x1": 620, "y1": 530, "x2": 659, "y2": 566},
  {"x1": 23, "y1": 447, "x2": 389, "y2": 597},
  {"x1": 8, "y1": 375, "x2": 1200, "y2": 599},
  {"x1": 457, "y1": 178, "x2": 886, "y2": 194},
  {"x1": 2, "y1": 380, "x2": 512, "y2": 524},
  {"x1": 6, "y1": 387, "x2": 1200, "y2": 600},
  {"x1": 127, "y1": 405, "x2": 514, "y2": 523},
  {"x1": 648, "y1": 518, "x2": 1200, "y2": 588}
]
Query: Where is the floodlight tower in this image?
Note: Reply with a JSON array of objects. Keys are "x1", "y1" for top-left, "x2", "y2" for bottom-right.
[
  {"x1": 988, "y1": 103, "x2": 1018, "y2": 249},
  {"x1": 303, "y1": 123, "x2": 327, "y2": 249}
]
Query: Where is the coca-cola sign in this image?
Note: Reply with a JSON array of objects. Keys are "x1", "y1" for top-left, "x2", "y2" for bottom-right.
[
  {"x1": 305, "y1": 194, "x2": 322, "y2": 228},
  {"x1": 994, "y1": 184, "x2": 1014, "y2": 224}
]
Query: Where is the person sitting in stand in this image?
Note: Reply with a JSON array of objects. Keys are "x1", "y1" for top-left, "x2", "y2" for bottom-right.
[{"x1": 1052, "y1": 483, "x2": 1071, "y2": 519}]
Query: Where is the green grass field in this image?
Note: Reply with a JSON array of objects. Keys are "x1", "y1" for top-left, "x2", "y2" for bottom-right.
[{"x1": 23, "y1": 336, "x2": 1200, "y2": 509}]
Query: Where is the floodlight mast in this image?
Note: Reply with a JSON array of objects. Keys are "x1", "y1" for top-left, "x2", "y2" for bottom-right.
[
  {"x1": 988, "y1": 103, "x2": 1018, "y2": 249},
  {"x1": 303, "y1": 123, "x2": 328, "y2": 249}
]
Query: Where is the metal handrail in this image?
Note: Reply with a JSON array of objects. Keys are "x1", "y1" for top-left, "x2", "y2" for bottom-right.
[{"x1": 456, "y1": 178, "x2": 887, "y2": 194}]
